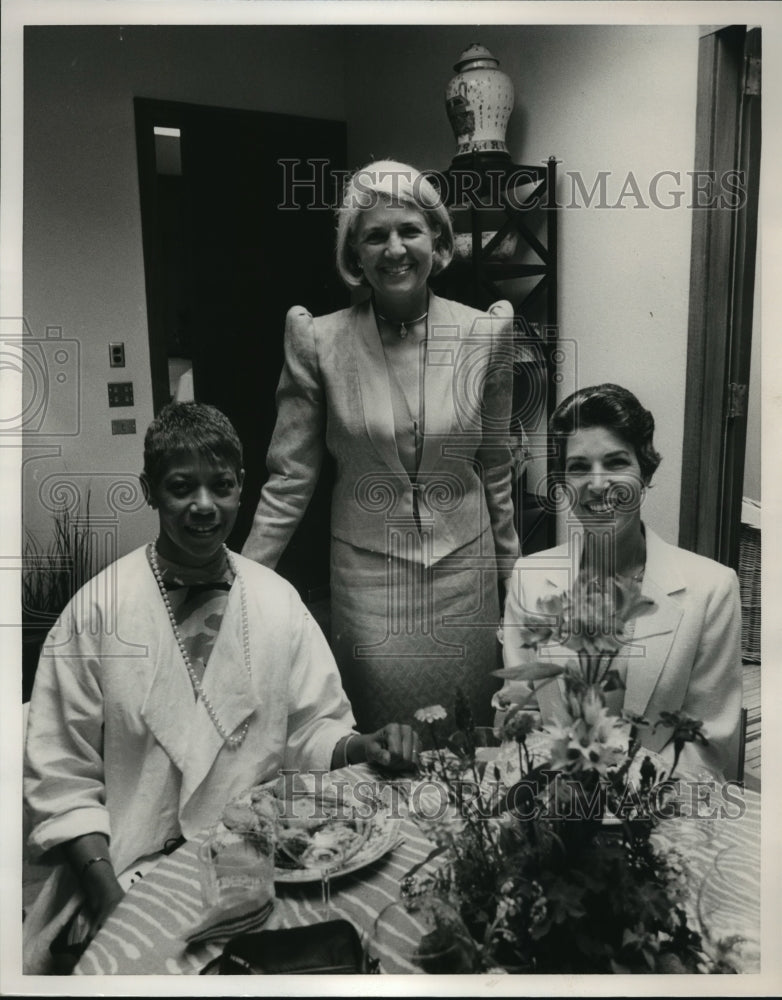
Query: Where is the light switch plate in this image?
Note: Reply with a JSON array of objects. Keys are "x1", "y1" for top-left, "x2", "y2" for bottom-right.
[
  {"x1": 108, "y1": 382, "x2": 134, "y2": 407},
  {"x1": 111, "y1": 418, "x2": 136, "y2": 435}
]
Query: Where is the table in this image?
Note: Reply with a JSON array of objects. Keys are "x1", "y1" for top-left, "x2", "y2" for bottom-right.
[
  {"x1": 74, "y1": 766, "x2": 761, "y2": 975},
  {"x1": 74, "y1": 765, "x2": 433, "y2": 976}
]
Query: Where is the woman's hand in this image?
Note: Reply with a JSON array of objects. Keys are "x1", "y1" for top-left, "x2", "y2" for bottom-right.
[
  {"x1": 64, "y1": 832, "x2": 125, "y2": 934},
  {"x1": 86, "y1": 879, "x2": 125, "y2": 931},
  {"x1": 48, "y1": 835, "x2": 126, "y2": 972},
  {"x1": 349, "y1": 724, "x2": 420, "y2": 772}
]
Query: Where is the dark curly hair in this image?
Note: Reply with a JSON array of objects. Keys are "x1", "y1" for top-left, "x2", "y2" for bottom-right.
[
  {"x1": 142, "y1": 402, "x2": 243, "y2": 488},
  {"x1": 549, "y1": 383, "x2": 662, "y2": 484}
]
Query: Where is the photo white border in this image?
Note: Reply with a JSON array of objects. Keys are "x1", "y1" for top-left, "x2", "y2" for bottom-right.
[{"x1": 2, "y1": 1, "x2": 780, "y2": 996}]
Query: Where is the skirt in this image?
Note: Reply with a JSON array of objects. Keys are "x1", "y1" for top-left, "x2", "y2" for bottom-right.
[{"x1": 330, "y1": 530, "x2": 502, "y2": 738}]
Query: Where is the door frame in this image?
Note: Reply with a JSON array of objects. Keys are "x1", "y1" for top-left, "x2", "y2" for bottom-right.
[{"x1": 678, "y1": 25, "x2": 761, "y2": 569}]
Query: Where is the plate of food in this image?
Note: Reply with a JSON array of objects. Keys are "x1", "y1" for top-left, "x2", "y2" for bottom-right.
[{"x1": 218, "y1": 781, "x2": 402, "y2": 885}]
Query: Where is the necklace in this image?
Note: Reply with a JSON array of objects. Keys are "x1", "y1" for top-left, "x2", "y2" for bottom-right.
[
  {"x1": 376, "y1": 308, "x2": 428, "y2": 340},
  {"x1": 148, "y1": 542, "x2": 251, "y2": 750}
]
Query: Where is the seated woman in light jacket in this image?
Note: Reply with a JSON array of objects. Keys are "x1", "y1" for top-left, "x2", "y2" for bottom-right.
[
  {"x1": 242, "y1": 159, "x2": 520, "y2": 733},
  {"x1": 23, "y1": 402, "x2": 417, "y2": 973},
  {"x1": 501, "y1": 383, "x2": 742, "y2": 780}
]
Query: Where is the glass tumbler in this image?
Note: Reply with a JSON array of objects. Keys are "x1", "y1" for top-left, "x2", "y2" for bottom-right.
[
  {"x1": 365, "y1": 894, "x2": 478, "y2": 974},
  {"x1": 199, "y1": 803, "x2": 277, "y2": 911}
]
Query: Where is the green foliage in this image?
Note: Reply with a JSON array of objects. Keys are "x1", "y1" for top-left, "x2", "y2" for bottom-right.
[
  {"x1": 22, "y1": 494, "x2": 101, "y2": 625},
  {"x1": 407, "y1": 685, "x2": 741, "y2": 974}
]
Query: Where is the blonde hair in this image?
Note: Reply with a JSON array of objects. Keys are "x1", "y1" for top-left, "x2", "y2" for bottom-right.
[{"x1": 335, "y1": 159, "x2": 454, "y2": 288}]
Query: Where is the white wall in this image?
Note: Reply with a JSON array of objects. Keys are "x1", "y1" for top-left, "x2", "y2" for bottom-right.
[
  {"x1": 344, "y1": 24, "x2": 700, "y2": 544},
  {"x1": 24, "y1": 23, "x2": 700, "y2": 554},
  {"x1": 23, "y1": 25, "x2": 347, "y2": 555}
]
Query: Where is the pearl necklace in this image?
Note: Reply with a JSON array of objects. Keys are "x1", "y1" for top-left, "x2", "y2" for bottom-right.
[
  {"x1": 148, "y1": 542, "x2": 251, "y2": 750},
  {"x1": 376, "y1": 309, "x2": 428, "y2": 340}
]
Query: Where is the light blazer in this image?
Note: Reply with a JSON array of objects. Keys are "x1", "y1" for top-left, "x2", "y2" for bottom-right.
[
  {"x1": 242, "y1": 293, "x2": 520, "y2": 576},
  {"x1": 502, "y1": 526, "x2": 743, "y2": 780},
  {"x1": 23, "y1": 547, "x2": 355, "y2": 972},
  {"x1": 25, "y1": 548, "x2": 354, "y2": 864}
]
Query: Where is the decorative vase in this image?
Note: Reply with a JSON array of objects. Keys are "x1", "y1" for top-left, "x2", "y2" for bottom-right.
[{"x1": 445, "y1": 44, "x2": 515, "y2": 160}]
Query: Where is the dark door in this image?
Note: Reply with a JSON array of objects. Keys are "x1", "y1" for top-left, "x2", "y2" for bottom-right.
[{"x1": 135, "y1": 99, "x2": 348, "y2": 599}]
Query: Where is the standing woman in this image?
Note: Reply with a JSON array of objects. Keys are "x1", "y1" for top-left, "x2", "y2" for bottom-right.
[{"x1": 243, "y1": 160, "x2": 520, "y2": 732}]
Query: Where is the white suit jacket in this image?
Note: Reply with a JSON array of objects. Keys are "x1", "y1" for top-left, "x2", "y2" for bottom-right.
[
  {"x1": 242, "y1": 293, "x2": 520, "y2": 577},
  {"x1": 502, "y1": 526, "x2": 743, "y2": 780}
]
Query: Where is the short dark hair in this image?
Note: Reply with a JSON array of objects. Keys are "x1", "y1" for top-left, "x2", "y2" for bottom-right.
[
  {"x1": 549, "y1": 383, "x2": 662, "y2": 483},
  {"x1": 142, "y1": 402, "x2": 243, "y2": 487}
]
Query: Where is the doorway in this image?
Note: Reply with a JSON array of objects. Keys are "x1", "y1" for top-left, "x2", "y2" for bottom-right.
[
  {"x1": 134, "y1": 98, "x2": 348, "y2": 600},
  {"x1": 679, "y1": 26, "x2": 761, "y2": 571},
  {"x1": 678, "y1": 26, "x2": 761, "y2": 786}
]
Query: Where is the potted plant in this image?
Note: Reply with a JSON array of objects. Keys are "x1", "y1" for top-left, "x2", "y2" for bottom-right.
[
  {"x1": 402, "y1": 574, "x2": 750, "y2": 973},
  {"x1": 22, "y1": 494, "x2": 101, "y2": 701}
]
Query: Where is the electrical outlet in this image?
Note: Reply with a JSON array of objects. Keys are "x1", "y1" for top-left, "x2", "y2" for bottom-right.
[
  {"x1": 108, "y1": 382, "x2": 134, "y2": 407},
  {"x1": 111, "y1": 418, "x2": 136, "y2": 435},
  {"x1": 109, "y1": 342, "x2": 126, "y2": 367}
]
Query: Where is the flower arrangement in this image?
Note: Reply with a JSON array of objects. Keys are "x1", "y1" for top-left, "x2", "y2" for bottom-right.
[{"x1": 402, "y1": 574, "x2": 745, "y2": 974}]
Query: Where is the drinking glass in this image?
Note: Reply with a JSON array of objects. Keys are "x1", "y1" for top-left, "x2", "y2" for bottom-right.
[
  {"x1": 199, "y1": 800, "x2": 277, "y2": 911},
  {"x1": 275, "y1": 790, "x2": 371, "y2": 918},
  {"x1": 365, "y1": 895, "x2": 477, "y2": 974},
  {"x1": 317, "y1": 844, "x2": 346, "y2": 919}
]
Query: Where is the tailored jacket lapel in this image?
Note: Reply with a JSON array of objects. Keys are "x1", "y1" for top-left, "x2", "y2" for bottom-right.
[
  {"x1": 139, "y1": 567, "x2": 194, "y2": 774},
  {"x1": 622, "y1": 527, "x2": 684, "y2": 718},
  {"x1": 140, "y1": 569, "x2": 260, "y2": 807},
  {"x1": 419, "y1": 294, "x2": 463, "y2": 472},
  {"x1": 354, "y1": 299, "x2": 407, "y2": 476},
  {"x1": 181, "y1": 579, "x2": 260, "y2": 804},
  {"x1": 355, "y1": 294, "x2": 475, "y2": 476}
]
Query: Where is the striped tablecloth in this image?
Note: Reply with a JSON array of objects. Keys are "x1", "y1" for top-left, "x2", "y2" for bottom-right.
[{"x1": 74, "y1": 766, "x2": 761, "y2": 975}]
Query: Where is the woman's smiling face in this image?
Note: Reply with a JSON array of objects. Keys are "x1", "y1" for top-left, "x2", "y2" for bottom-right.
[
  {"x1": 352, "y1": 200, "x2": 436, "y2": 307},
  {"x1": 146, "y1": 452, "x2": 244, "y2": 566},
  {"x1": 564, "y1": 426, "x2": 645, "y2": 537}
]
